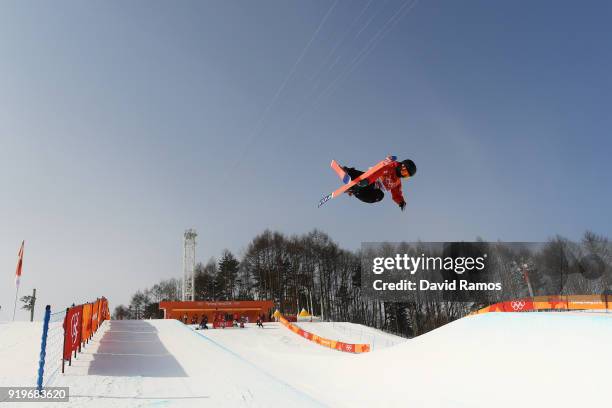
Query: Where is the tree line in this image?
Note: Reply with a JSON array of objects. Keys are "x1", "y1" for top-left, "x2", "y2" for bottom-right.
[{"x1": 114, "y1": 229, "x2": 610, "y2": 338}]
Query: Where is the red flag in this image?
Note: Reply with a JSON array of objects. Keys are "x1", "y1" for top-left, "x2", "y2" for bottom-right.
[{"x1": 15, "y1": 241, "x2": 24, "y2": 288}]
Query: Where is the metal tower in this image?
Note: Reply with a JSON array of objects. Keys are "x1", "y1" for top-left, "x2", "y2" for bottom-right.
[{"x1": 182, "y1": 229, "x2": 197, "y2": 301}]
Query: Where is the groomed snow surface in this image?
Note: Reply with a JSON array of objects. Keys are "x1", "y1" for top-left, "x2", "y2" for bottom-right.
[{"x1": 1, "y1": 312, "x2": 610, "y2": 407}]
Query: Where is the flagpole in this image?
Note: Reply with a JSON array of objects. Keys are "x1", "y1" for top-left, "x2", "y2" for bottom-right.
[
  {"x1": 13, "y1": 240, "x2": 24, "y2": 322},
  {"x1": 12, "y1": 285, "x2": 19, "y2": 321}
]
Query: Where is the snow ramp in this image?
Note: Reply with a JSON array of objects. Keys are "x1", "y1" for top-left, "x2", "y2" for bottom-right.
[
  {"x1": 314, "y1": 312, "x2": 612, "y2": 407},
  {"x1": 183, "y1": 313, "x2": 611, "y2": 407},
  {"x1": 52, "y1": 319, "x2": 324, "y2": 407},
  {"x1": 3, "y1": 313, "x2": 610, "y2": 407}
]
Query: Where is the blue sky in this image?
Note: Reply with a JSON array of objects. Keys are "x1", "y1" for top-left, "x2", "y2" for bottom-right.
[{"x1": 1, "y1": 1, "x2": 611, "y2": 318}]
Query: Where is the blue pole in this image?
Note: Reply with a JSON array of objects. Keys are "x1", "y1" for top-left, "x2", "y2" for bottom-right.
[{"x1": 36, "y1": 305, "x2": 51, "y2": 391}]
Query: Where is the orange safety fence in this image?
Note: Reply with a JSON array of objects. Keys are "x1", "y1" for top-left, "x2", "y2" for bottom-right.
[
  {"x1": 81, "y1": 303, "x2": 92, "y2": 340},
  {"x1": 278, "y1": 315, "x2": 370, "y2": 353},
  {"x1": 92, "y1": 299, "x2": 100, "y2": 333},
  {"x1": 63, "y1": 297, "x2": 110, "y2": 372},
  {"x1": 472, "y1": 294, "x2": 611, "y2": 315}
]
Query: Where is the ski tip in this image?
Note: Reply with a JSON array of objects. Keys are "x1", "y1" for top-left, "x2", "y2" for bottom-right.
[{"x1": 317, "y1": 193, "x2": 333, "y2": 208}]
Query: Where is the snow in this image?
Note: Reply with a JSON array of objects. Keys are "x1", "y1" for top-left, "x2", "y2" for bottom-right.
[
  {"x1": 1, "y1": 312, "x2": 610, "y2": 407},
  {"x1": 49, "y1": 320, "x2": 322, "y2": 407},
  {"x1": 315, "y1": 312, "x2": 612, "y2": 407},
  {"x1": 0, "y1": 322, "x2": 41, "y2": 386}
]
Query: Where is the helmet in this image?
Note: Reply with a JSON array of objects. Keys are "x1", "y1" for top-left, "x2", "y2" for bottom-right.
[{"x1": 397, "y1": 159, "x2": 417, "y2": 178}]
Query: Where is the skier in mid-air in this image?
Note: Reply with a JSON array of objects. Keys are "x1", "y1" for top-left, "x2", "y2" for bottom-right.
[
  {"x1": 318, "y1": 155, "x2": 417, "y2": 210},
  {"x1": 339, "y1": 157, "x2": 416, "y2": 211}
]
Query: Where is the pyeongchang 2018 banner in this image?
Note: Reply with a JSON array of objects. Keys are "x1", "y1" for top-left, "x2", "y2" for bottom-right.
[
  {"x1": 63, "y1": 305, "x2": 83, "y2": 360},
  {"x1": 361, "y1": 241, "x2": 611, "y2": 303}
]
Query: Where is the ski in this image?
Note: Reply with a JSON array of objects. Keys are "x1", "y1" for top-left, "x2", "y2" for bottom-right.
[{"x1": 331, "y1": 160, "x2": 351, "y2": 184}]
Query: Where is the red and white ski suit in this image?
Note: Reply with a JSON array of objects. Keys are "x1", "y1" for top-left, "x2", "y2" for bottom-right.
[{"x1": 363, "y1": 160, "x2": 406, "y2": 206}]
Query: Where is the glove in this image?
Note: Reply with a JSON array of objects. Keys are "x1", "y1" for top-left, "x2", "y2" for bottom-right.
[{"x1": 398, "y1": 200, "x2": 406, "y2": 211}]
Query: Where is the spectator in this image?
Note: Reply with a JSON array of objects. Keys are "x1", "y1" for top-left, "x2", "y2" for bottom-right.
[{"x1": 199, "y1": 315, "x2": 208, "y2": 330}]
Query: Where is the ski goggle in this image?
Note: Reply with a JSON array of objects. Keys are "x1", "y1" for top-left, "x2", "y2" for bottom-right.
[{"x1": 400, "y1": 164, "x2": 410, "y2": 178}]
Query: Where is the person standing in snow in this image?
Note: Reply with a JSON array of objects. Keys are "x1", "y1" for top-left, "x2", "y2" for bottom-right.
[{"x1": 199, "y1": 315, "x2": 208, "y2": 330}]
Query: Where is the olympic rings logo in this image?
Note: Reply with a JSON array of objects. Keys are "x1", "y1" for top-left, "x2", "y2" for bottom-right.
[{"x1": 511, "y1": 301, "x2": 526, "y2": 311}]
